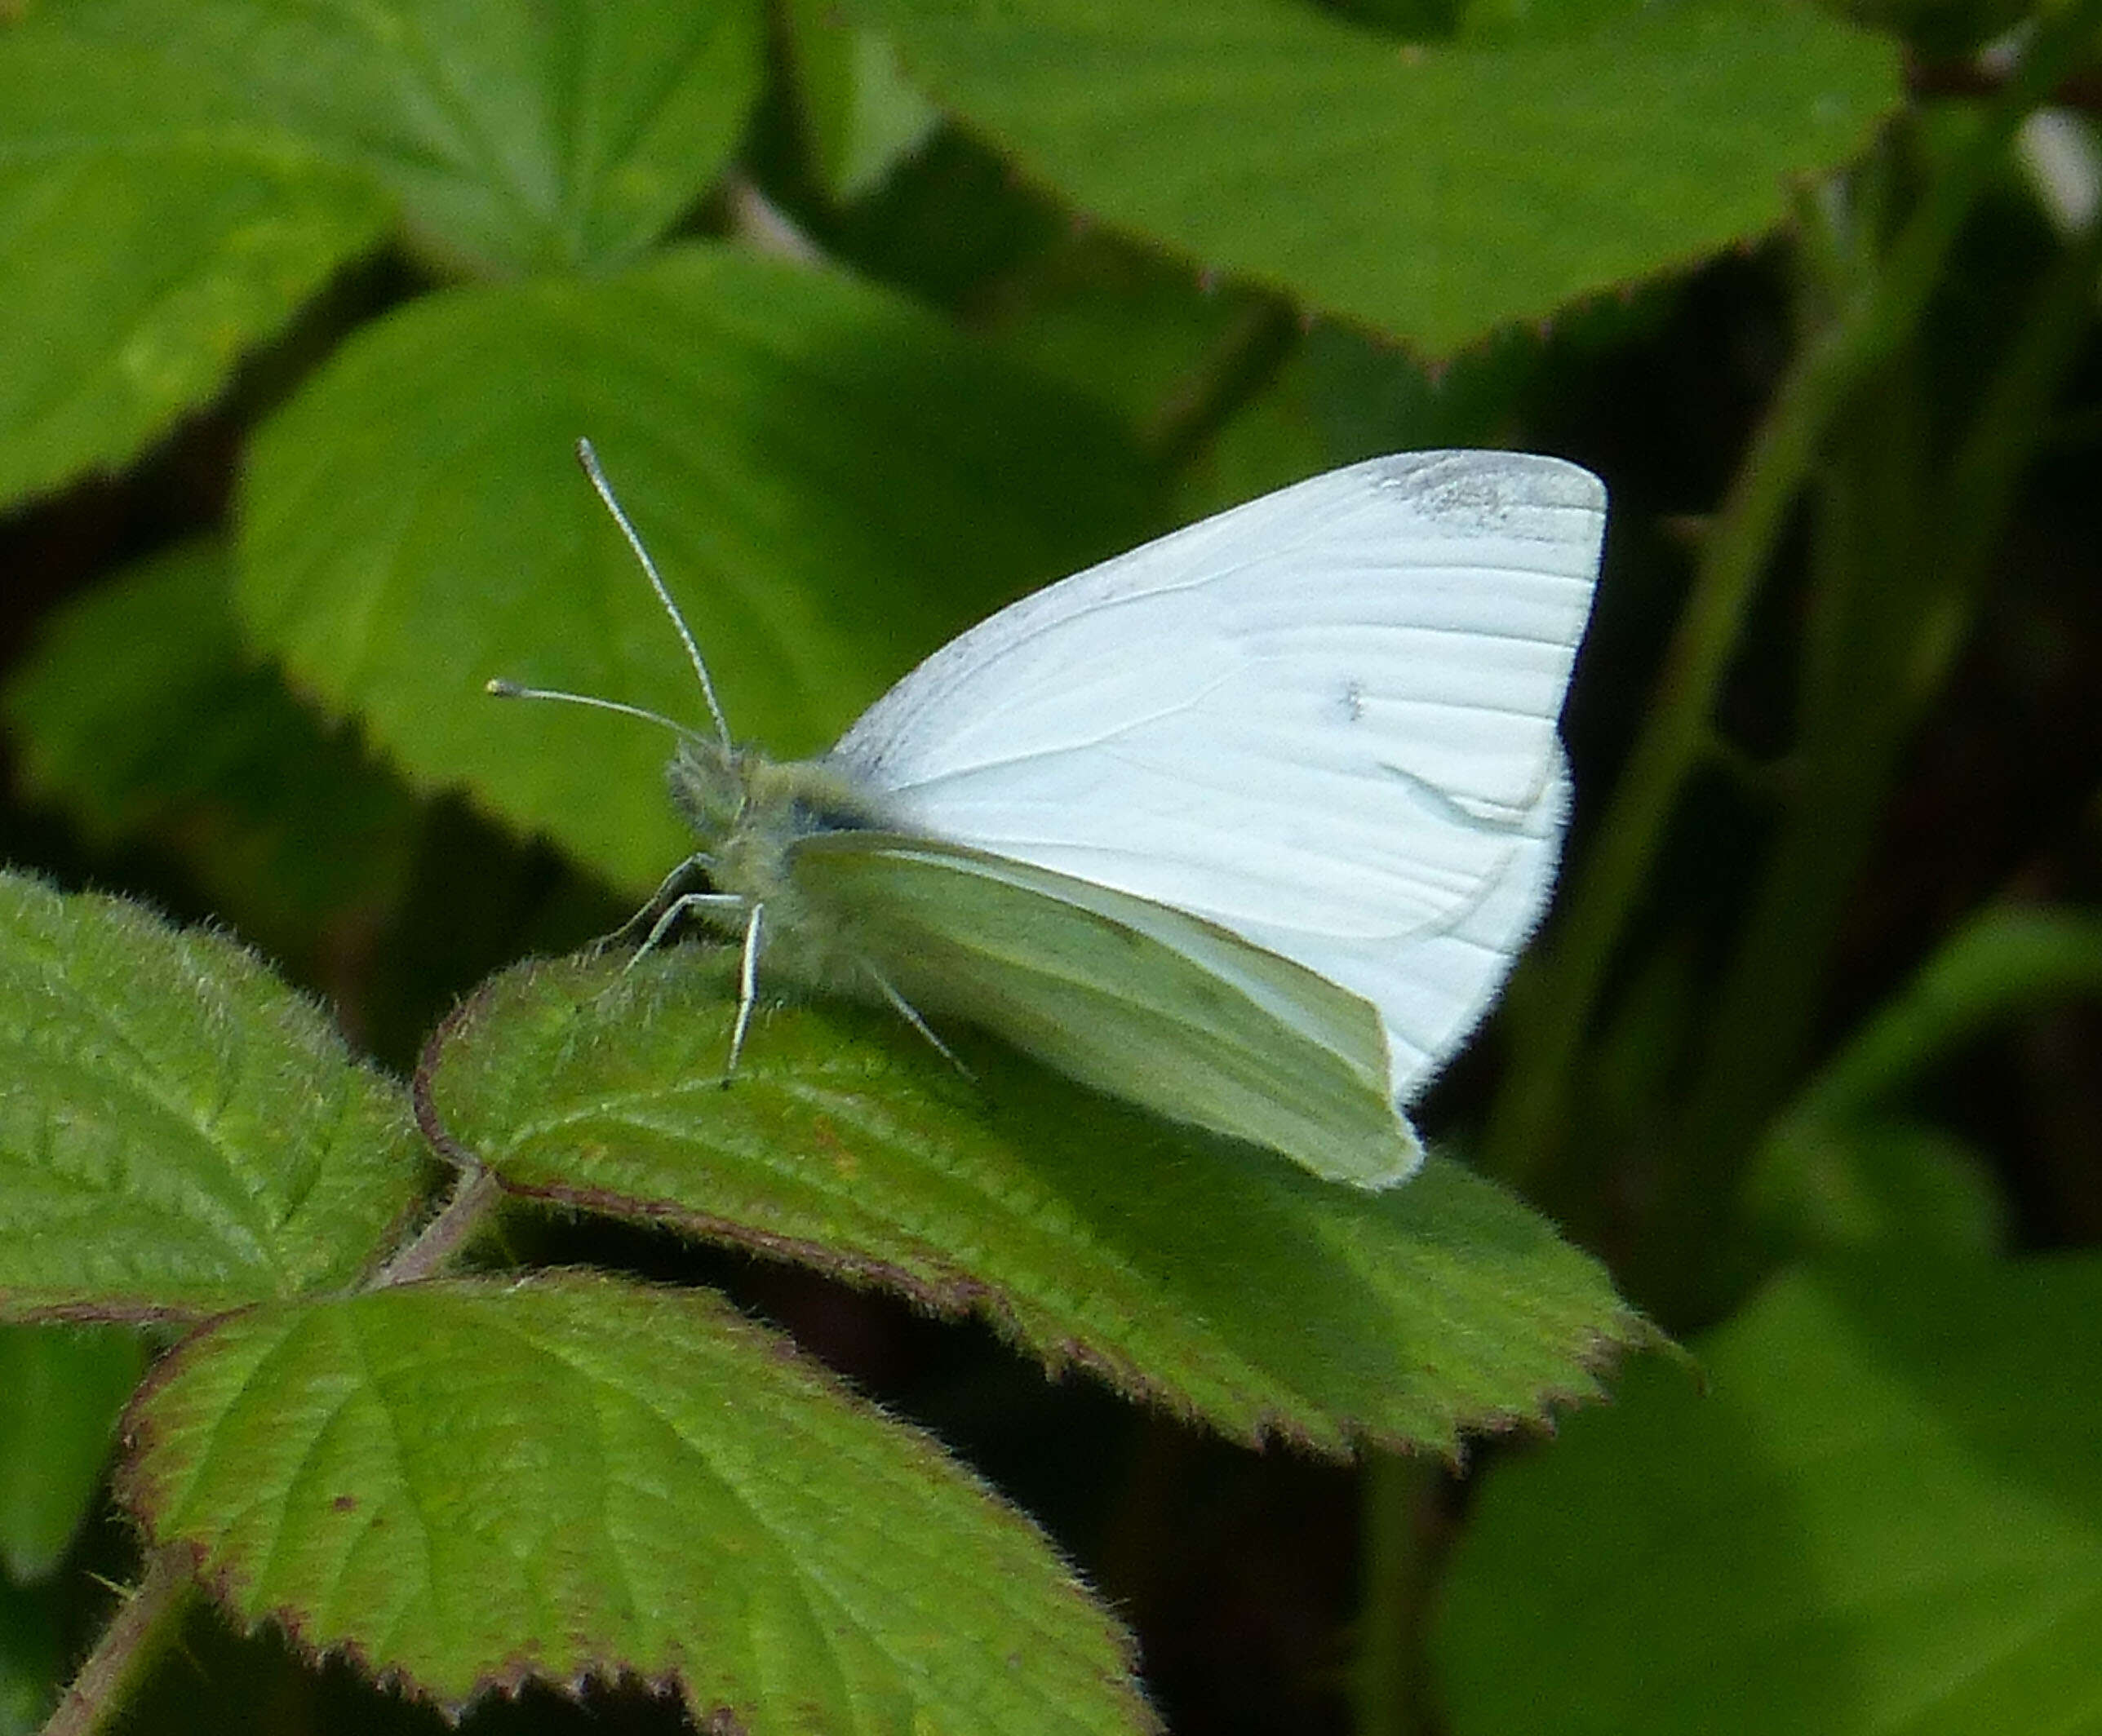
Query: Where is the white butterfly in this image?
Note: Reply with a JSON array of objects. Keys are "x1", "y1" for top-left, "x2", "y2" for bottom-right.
[{"x1": 496, "y1": 444, "x2": 1605, "y2": 1189}]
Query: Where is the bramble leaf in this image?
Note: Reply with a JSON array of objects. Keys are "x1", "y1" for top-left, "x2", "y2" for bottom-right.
[
  {"x1": 0, "y1": 1324, "x2": 147, "y2": 1581},
  {"x1": 428, "y1": 953, "x2": 1652, "y2": 1456},
  {"x1": 0, "y1": 872, "x2": 427, "y2": 1319},
  {"x1": 235, "y1": 245, "x2": 1148, "y2": 890},
  {"x1": 1437, "y1": 1258, "x2": 2102, "y2": 1735},
  {"x1": 0, "y1": 33, "x2": 385, "y2": 509},
  {"x1": 122, "y1": 1273, "x2": 1155, "y2": 1733},
  {"x1": 33, "y1": 0, "x2": 767, "y2": 272},
  {"x1": 847, "y1": 0, "x2": 1901, "y2": 352},
  {"x1": 2, "y1": 542, "x2": 419, "y2": 949}
]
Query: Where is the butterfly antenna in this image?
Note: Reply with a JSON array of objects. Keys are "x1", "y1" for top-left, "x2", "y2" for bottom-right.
[
  {"x1": 483, "y1": 679, "x2": 705, "y2": 741},
  {"x1": 576, "y1": 437, "x2": 734, "y2": 748}
]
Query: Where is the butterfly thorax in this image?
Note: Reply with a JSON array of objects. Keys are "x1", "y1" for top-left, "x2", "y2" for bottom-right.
[{"x1": 665, "y1": 737, "x2": 891, "y2": 979}]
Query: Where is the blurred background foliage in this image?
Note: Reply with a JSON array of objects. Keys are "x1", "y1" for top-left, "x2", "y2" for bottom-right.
[{"x1": 0, "y1": 0, "x2": 2098, "y2": 1730}]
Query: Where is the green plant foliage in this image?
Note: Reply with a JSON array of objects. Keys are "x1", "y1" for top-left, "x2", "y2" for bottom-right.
[
  {"x1": 0, "y1": 872, "x2": 428, "y2": 1318},
  {"x1": 29, "y1": 0, "x2": 767, "y2": 274},
  {"x1": 1746, "y1": 906, "x2": 2102, "y2": 1261},
  {"x1": 121, "y1": 1273, "x2": 1156, "y2": 1734},
  {"x1": 0, "y1": 1325, "x2": 146, "y2": 1582},
  {"x1": 845, "y1": 0, "x2": 1902, "y2": 353},
  {"x1": 1780, "y1": 906, "x2": 2102, "y2": 1125},
  {"x1": 787, "y1": 2, "x2": 943, "y2": 204},
  {"x1": 1, "y1": 542, "x2": 419, "y2": 949},
  {"x1": 7, "y1": 0, "x2": 2100, "y2": 1725},
  {"x1": 1435, "y1": 1258, "x2": 2102, "y2": 1734},
  {"x1": 964, "y1": 228, "x2": 1304, "y2": 448},
  {"x1": 234, "y1": 243, "x2": 1150, "y2": 890},
  {"x1": 1747, "y1": 1120, "x2": 2007, "y2": 1261},
  {"x1": 0, "y1": 1578, "x2": 59, "y2": 1736},
  {"x1": 428, "y1": 952, "x2": 1654, "y2": 1455},
  {"x1": 0, "y1": 32, "x2": 387, "y2": 511}
]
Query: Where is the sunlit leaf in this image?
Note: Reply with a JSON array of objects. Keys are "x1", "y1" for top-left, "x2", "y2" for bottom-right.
[
  {"x1": 35, "y1": 0, "x2": 767, "y2": 272},
  {"x1": 848, "y1": 0, "x2": 1901, "y2": 352},
  {"x1": 0, "y1": 33, "x2": 384, "y2": 509},
  {"x1": 0, "y1": 872, "x2": 428, "y2": 1319},
  {"x1": 235, "y1": 243, "x2": 1148, "y2": 891},
  {"x1": 122, "y1": 1273, "x2": 1155, "y2": 1733},
  {"x1": 427, "y1": 953, "x2": 1652, "y2": 1455}
]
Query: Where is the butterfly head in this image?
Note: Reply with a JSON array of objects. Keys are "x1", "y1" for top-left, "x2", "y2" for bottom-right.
[
  {"x1": 669, "y1": 741, "x2": 887, "y2": 849},
  {"x1": 667, "y1": 742, "x2": 893, "y2": 968}
]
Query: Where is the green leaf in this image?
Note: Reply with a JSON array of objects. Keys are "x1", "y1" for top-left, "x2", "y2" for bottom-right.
[
  {"x1": 0, "y1": 1324, "x2": 147, "y2": 1582},
  {"x1": 1784, "y1": 904, "x2": 2102, "y2": 1124},
  {"x1": 0, "y1": 871, "x2": 428, "y2": 1319},
  {"x1": 845, "y1": 0, "x2": 1902, "y2": 353},
  {"x1": 0, "y1": 33, "x2": 387, "y2": 510},
  {"x1": 37, "y1": 0, "x2": 767, "y2": 272},
  {"x1": 1741, "y1": 906, "x2": 2102, "y2": 1263},
  {"x1": 1, "y1": 542, "x2": 419, "y2": 947},
  {"x1": 1435, "y1": 1258, "x2": 2102, "y2": 1735},
  {"x1": 787, "y1": 0, "x2": 944, "y2": 203},
  {"x1": 235, "y1": 243, "x2": 1150, "y2": 892},
  {"x1": 0, "y1": 1578, "x2": 60, "y2": 1736},
  {"x1": 1746, "y1": 1119, "x2": 2007, "y2": 1262},
  {"x1": 965, "y1": 227, "x2": 1302, "y2": 441},
  {"x1": 120, "y1": 1273, "x2": 1155, "y2": 1732},
  {"x1": 427, "y1": 953, "x2": 1652, "y2": 1455}
]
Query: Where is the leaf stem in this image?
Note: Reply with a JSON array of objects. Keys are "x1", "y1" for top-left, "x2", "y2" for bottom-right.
[
  {"x1": 1480, "y1": 0, "x2": 2102, "y2": 1196},
  {"x1": 1650, "y1": 202, "x2": 2102, "y2": 1305},
  {"x1": 42, "y1": 1544, "x2": 197, "y2": 1736},
  {"x1": 370, "y1": 1161, "x2": 503, "y2": 1289},
  {"x1": 1909, "y1": 203, "x2": 2102, "y2": 702},
  {"x1": 1145, "y1": 294, "x2": 1303, "y2": 472},
  {"x1": 1350, "y1": 1455, "x2": 1455, "y2": 1736},
  {"x1": 370, "y1": 994, "x2": 508, "y2": 1287}
]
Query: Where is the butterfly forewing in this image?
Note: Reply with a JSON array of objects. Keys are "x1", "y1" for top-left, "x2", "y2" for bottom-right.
[
  {"x1": 827, "y1": 451, "x2": 1605, "y2": 1105},
  {"x1": 792, "y1": 833, "x2": 1424, "y2": 1189}
]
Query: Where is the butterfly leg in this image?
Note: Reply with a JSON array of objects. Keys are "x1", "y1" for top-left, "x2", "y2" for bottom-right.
[
  {"x1": 727, "y1": 901, "x2": 765, "y2": 1073},
  {"x1": 624, "y1": 888, "x2": 747, "y2": 976},
  {"x1": 600, "y1": 852, "x2": 719, "y2": 955},
  {"x1": 863, "y1": 965, "x2": 974, "y2": 1082}
]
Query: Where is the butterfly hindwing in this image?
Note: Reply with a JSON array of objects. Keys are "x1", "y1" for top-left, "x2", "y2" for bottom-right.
[{"x1": 792, "y1": 831, "x2": 1424, "y2": 1189}]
